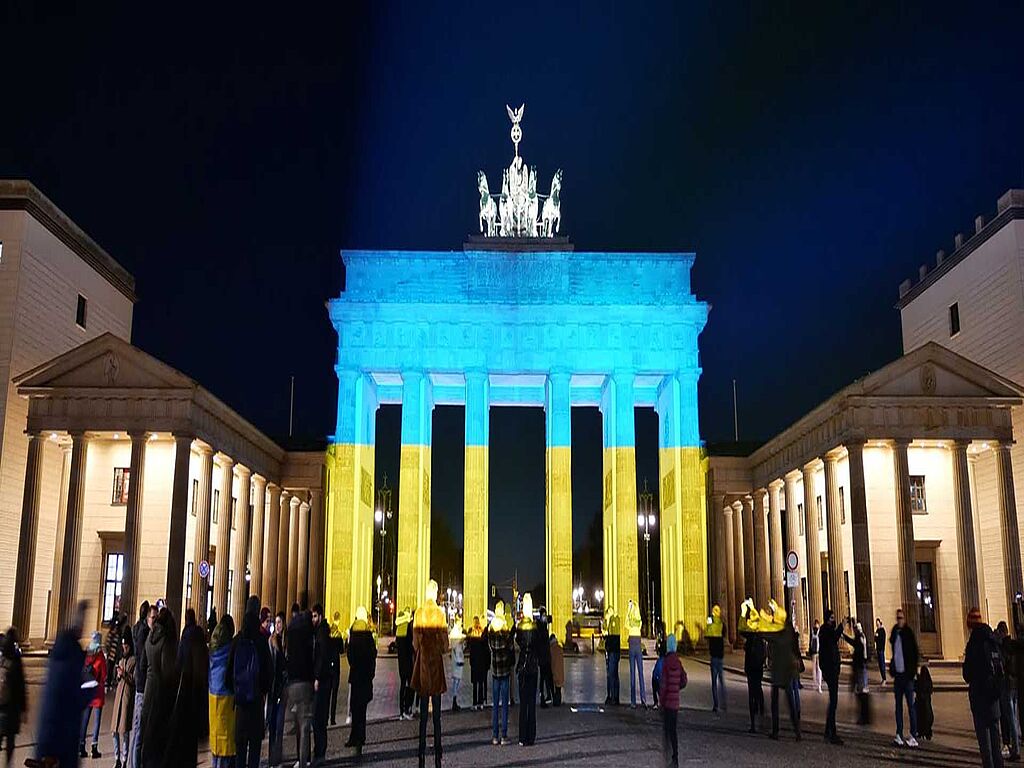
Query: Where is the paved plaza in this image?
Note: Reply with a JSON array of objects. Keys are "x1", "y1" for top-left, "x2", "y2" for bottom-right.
[{"x1": 11, "y1": 647, "x2": 990, "y2": 766}]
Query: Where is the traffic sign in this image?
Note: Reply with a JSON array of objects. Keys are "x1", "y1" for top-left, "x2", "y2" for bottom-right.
[
  {"x1": 786, "y1": 571, "x2": 799, "y2": 588},
  {"x1": 198, "y1": 560, "x2": 210, "y2": 579},
  {"x1": 786, "y1": 550, "x2": 799, "y2": 571}
]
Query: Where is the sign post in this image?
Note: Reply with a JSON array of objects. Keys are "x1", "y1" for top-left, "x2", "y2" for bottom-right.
[{"x1": 785, "y1": 550, "x2": 799, "y2": 626}]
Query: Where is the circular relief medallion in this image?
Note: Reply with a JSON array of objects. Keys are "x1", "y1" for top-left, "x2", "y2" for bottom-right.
[{"x1": 920, "y1": 364, "x2": 937, "y2": 395}]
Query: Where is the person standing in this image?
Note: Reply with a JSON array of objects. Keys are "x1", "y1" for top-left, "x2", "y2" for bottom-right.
[
  {"x1": 0, "y1": 627, "x2": 27, "y2": 765},
  {"x1": 130, "y1": 601, "x2": 154, "y2": 768},
  {"x1": 604, "y1": 608, "x2": 621, "y2": 706},
  {"x1": 228, "y1": 596, "x2": 272, "y2": 768},
  {"x1": 768, "y1": 618, "x2": 801, "y2": 741},
  {"x1": 141, "y1": 607, "x2": 179, "y2": 768},
  {"x1": 625, "y1": 600, "x2": 646, "y2": 708},
  {"x1": 659, "y1": 634, "x2": 686, "y2": 767},
  {"x1": 80, "y1": 631, "x2": 108, "y2": 759},
  {"x1": 208, "y1": 614, "x2": 236, "y2": 768},
  {"x1": 537, "y1": 611, "x2": 553, "y2": 708},
  {"x1": 37, "y1": 602, "x2": 92, "y2": 768},
  {"x1": 169, "y1": 608, "x2": 210, "y2": 768},
  {"x1": 851, "y1": 621, "x2": 871, "y2": 725},
  {"x1": 312, "y1": 603, "x2": 335, "y2": 762},
  {"x1": 808, "y1": 619, "x2": 822, "y2": 693},
  {"x1": 996, "y1": 621, "x2": 1021, "y2": 761},
  {"x1": 875, "y1": 618, "x2": 887, "y2": 684},
  {"x1": 285, "y1": 606, "x2": 315, "y2": 768},
  {"x1": 817, "y1": 609, "x2": 849, "y2": 745},
  {"x1": 449, "y1": 620, "x2": 466, "y2": 711},
  {"x1": 412, "y1": 580, "x2": 448, "y2": 768},
  {"x1": 515, "y1": 593, "x2": 544, "y2": 746},
  {"x1": 890, "y1": 607, "x2": 920, "y2": 748},
  {"x1": 549, "y1": 634, "x2": 565, "y2": 706},
  {"x1": 468, "y1": 615, "x2": 490, "y2": 711},
  {"x1": 345, "y1": 606, "x2": 377, "y2": 758},
  {"x1": 488, "y1": 603, "x2": 514, "y2": 745},
  {"x1": 739, "y1": 606, "x2": 766, "y2": 735},
  {"x1": 329, "y1": 611, "x2": 345, "y2": 726},
  {"x1": 111, "y1": 634, "x2": 136, "y2": 768},
  {"x1": 963, "y1": 608, "x2": 1004, "y2": 768},
  {"x1": 707, "y1": 604, "x2": 727, "y2": 713},
  {"x1": 396, "y1": 608, "x2": 415, "y2": 720},
  {"x1": 266, "y1": 612, "x2": 287, "y2": 768}
]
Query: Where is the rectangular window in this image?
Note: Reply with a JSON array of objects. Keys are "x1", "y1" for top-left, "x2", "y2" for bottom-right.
[
  {"x1": 839, "y1": 486, "x2": 846, "y2": 525},
  {"x1": 212, "y1": 489, "x2": 220, "y2": 524},
  {"x1": 76, "y1": 294, "x2": 88, "y2": 329},
  {"x1": 910, "y1": 475, "x2": 927, "y2": 513},
  {"x1": 102, "y1": 552, "x2": 124, "y2": 622},
  {"x1": 916, "y1": 561, "x2": 937, "y2": 633},
  {"x1": 798, "y1": 503, "x2": 805, "y2": 535},
  {"x1": 231, "y1": 496, "x2": 238, "y2": 530},
  {"x1": 816, "y1": 495, "x2": 824, "y2": 530},
  {"x1": 186, "y1": 561, "x2": 194, "y2": 604},
  {"x1": 190, "y1": 479, "x2": 199, "y2": 516},
  {"x1": 949, "y1": 302, "x2": 960, "y2": 336},
  {"x1": 111, "y1": 467, "x2": 130, "y2": 505}
]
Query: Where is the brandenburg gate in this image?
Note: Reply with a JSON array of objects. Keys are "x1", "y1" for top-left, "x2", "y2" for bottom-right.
[{"x1": 325, "y1": 106, "x2": 710, "y2": 639}]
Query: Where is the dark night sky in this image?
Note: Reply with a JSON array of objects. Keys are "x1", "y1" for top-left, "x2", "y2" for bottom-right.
[{"x1": 3, "y1": 2, "x2": 1023, "y2": 593}]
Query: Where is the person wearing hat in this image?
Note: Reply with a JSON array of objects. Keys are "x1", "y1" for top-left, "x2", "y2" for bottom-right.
[
  {"x1": 889, "y1": 607, "x2": 920, "y2": 748},
  {"x1": 963, "y1": 607, "x2": 1003, "y2": 766},
  {"x1": 80, "y1": 630, "x2": 108, "y2": 759}
]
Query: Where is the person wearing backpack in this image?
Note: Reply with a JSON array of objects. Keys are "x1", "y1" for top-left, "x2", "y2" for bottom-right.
[
  {"x1": 659, "y1": 633, "x2": 687, "y2": 767},
  {"x1": 227, "y1": 595, "x2": 272, "y2": 768},
  {"x1": 964, "y1": 607, "x2": 1004, "y2": 768},
  {"x1": 0, "y1": 626, "x2": 26, "y2": 765}
]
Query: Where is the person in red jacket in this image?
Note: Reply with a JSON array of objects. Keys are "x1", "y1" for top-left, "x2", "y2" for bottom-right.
[
  {"x1": 659, "y1": 634, "x2": 686, "y2": 767},
  {"x1": 81, "y1": 630, "x2": 108, "y2": 759}
]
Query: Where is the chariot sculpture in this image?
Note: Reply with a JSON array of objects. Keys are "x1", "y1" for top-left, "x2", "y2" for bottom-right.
[{"x1": 477, "y1": 104, "x2": 563, "y2": 238}]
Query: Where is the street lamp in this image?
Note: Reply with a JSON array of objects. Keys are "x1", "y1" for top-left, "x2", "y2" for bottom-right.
[
  {"x1": 375, "y1": 474, "x2": 393, "y2": 630},
  {"x1": 638, "y1": 478, "x2": 657, "y2": 635},
  {"x1": 595, "y1": 588, "x2": 604, "y2": 608}
]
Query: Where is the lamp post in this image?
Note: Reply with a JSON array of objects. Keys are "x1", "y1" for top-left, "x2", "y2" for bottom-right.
[
  {"x1": 375, "y1": 474, "x2": 393, "y2": 631},
  {"x1": 637, "y1": 478, "x2": 656, "y2": 635}
]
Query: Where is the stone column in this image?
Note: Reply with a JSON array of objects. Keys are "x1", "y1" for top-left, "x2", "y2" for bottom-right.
[
  {"x1": 722, "y1": 502, "x2": 737, "y2": 645},
  {"x1": 544, "y1": 371, "x2": 573, "y2": 636},
  {"x1": 740, "y1": 496, "x2": 755, "y2": 600},
  {"x1": 165, "y1": 435, "x2": 194, "y2": 621},
  {"x1": 45, "y1": 443, "x2": 73, "y2": 643},
  {"x1": 846, "y1": 441, "x2": 875, "y2": 647},
  {"x1": 600, "y1": 371, "x2": 639, "y2": 619},
  {"x1": 783, "y1": 473, "x2": 806, "y2": 637},
  {"x1": 12, "y1": 431, "x2": 45, "y2": 642},
  {"x1": 231, "y1": 467, "x2": 253, "y2": 621},
  {"x1": 119, "y1": 431, "x2": 148, "y2": 625},
  {"x1": 712, "y1": 493, "x2": 728, "y2": 607},
  {"x1": 892, "y1": 439, "x2": 920, "y2": 634},
  {"x1": 276, "y1": 490, "x2": 292, "y2": 612},
  {"x1": 55, "y1": 432, "x2": 88, "y2": 632},
  {"x1": 212, "y1": 457, "x2": 235, "y2": 620},
  {"x1": 262, "y1": 483, "x2": 282, "y2": 608},
  {"x1": 767, "y1": 482, "x2": 785, "y2": 605},
  {"x1": 752, "y1": 490, "x2": 770, "y2": 608},
  {"x1": 397, "y1": 371, "x2": 433, "y2": 614},
  {"x1": 952, "y1": 440, "x2": 981, "y2": 623},
  {"x1": 995, "y1": 441, "x2": 1024, "y2": 621},
  {"x1": 307, "y1": 487, "x2": 325, "y2": 607},
  {"x1": 249, "y1": 476, "x2": 267, "y2": 606},
  {"x1": 189, "y1": 445, "x2": 215, "y2": 626},
  {"x1": 823, "y1": 451, "x2": 847, "y2": 620},
  {"x1": 287, "y1": 495, "x2": 300, "y2": 607},
  {"x1": 297, "y1": 499, "x2": 310, "y2": 605},
  {"x1": 731, "y1": 499, "x2": 745, "y2": 634},
  {"x1": 464, "y1": 370, "x2": 491, "y2": 627},
  {"x1": 802, "y1": 463, "x2": 823, "y2": 625},
  {"x1": 656, "y1": 371, "x2": 705, "y2": 638}
]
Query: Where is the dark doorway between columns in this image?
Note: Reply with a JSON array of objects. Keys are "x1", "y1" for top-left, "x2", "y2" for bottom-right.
[
  {"x1": 571, "y1": 408, "x2": 602, "y2": 610},
  {"x1": 489, "y1": 407, "x2": 545, "y2": 608},
  {"x1": 635, "y1": 408, "x2": 662, "y2": 635},
  {"x1": 430, "y1": 406, "x2": 465, "y2": 596},
  {"x1": 373, "y1": 405, "x2": 400, "y2": 629}
]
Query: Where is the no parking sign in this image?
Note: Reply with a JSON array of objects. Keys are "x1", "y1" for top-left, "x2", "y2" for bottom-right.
[{"x1": 199, "y1": 560, "x2": 210, "y2": 580}]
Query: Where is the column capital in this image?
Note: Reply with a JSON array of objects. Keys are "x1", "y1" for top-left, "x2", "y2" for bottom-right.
[
  {"x1": 280, "y1": 489, "x2": 292, "y2": 502},
  {"x1": 997, "y1": 439, "x2": 1015, "y2": 451},
  {"x1": 722, "y1": 503, "x2": 734, "y2": 517},
  {"x1": 235, "y1": 464, "x2": 252, "y2": 480},
  {"x1": 547, "y1": 369, "x2": 572, "y2": 383},
  {"x1": 68, "y1": 430, "x2": 88, "y2": 440},
  {"x1": 801, "y1": 460, "x2": 818, "y2": 474},
  {"x1": 215, "y1": 454, "x2": 235, "y2": 469},
  {"x1": 465, "y1": 368, "x2": 490, "y2": 383},
  {"x1": 891, "y1": 437, "x2": 913, "y2": 448},
  {"x1": 767, "y1": 478, "x2": 784, "y2": 491},
  {"x1": 24, "y1": 429, "x2": 43, "y2": 439},
  {"x1": 252, "y1": 474, "x2": 268, "y2": 489},
  {"x1": 195, "y1": 442, "x2": 214, "y2": 457},
  {"x1": 952, "y1": 438, "x2": 973, "y2": 449},
  {"x1": 823, "y1": 447, "x2": 843, "y2": 464},
  {"x1": 127, "y1": 429, "x2": 149, "y2": 440},
  {"x1": 753, "y1": 486, "x2": 768, "y2": 497},
  {"x1": 172, "y1": 432, "x2": 195, "y2": 446}
]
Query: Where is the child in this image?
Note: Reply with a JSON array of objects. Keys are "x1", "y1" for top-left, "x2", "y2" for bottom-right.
[
  {"x1": 111, "y1": 634, "x2": 135, "y2": 768},
  {"x1": 915, "y1": 661, "x2": 934, "y2": 740},
  {"x1": 652, "y1": 649, "x2": 665, "y2": 707},
  {"x1": 449, "y1": 620, "x2": 465, "y2": 712}
]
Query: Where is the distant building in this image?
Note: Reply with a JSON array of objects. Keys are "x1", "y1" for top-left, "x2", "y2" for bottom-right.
[
  {"x1": 1, "y1": 182, "x2": 325, "y2": 644},
  {"x1": 706, "y1": 189, "x2": 1024, "y2": 659}
]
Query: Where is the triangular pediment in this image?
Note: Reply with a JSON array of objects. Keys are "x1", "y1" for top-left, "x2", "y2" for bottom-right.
[
  {"x1": 14, "y1": 333, "x2": 195, "y2": 392},
  {"x1": 853, "y1": 342, "x2": 1024, "y2": 400}
]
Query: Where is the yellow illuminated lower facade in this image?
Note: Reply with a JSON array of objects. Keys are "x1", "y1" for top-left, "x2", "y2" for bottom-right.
[
  {"x1": 325, "y1": 442, "x2": 375, "y2": 628},
  {"x1": 659, "y1": 445, "x2": 708, "y2": 642},
  {"x1": 463, "y1": 444, "x2": 489, "y2": 624},
  {"x1": 397, "y1": 443, "x2": 431, "y2": 615},
  {"x1": 545, "y1": 444, "x2": 573, "y2": 637}
]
